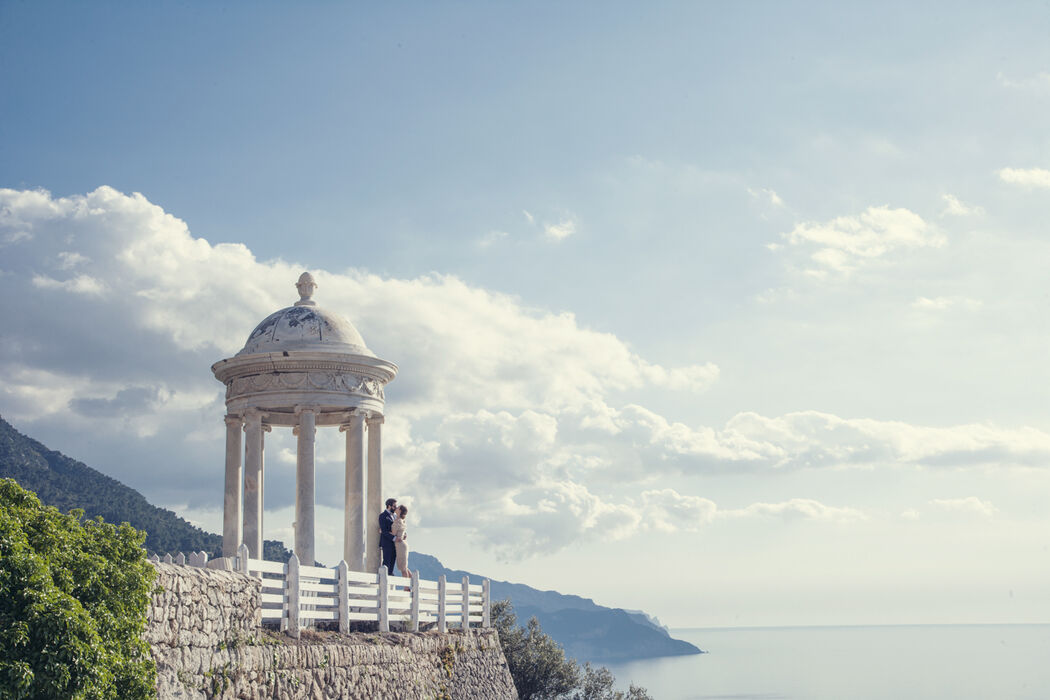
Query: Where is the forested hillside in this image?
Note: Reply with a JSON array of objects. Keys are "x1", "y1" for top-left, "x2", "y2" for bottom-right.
[{"x1": 0, "y1": 415, "x2": 290, "y2": 561}]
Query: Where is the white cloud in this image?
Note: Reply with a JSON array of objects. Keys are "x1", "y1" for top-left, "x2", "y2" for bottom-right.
[
  {"x1": 602, "y1": 409, "x2": 1050, "y2": 474},
  {"x1": 56, "y1": 251, "x2": 90, "y2": 269},
  {"x1": 0, "y1": 186, "x2": 718, "y2": 557},
  {"x1": 0, "y1": 187, "x2": 1043, "y2": 561},
  {"x1": 712, "y1": 411, "x2": 1050, "y2": 471},
  {"x1": 996, "y1": 71, "x2": 1050, "y2": 90},
  {"x1": 544, "y1": 218, "x2": 576, "y2": 241},
  {"x1": 782, "y1": 206, "x2": 944, "y2": 275},
  {"x1": 640, "y1": 489, "x2": 718, "y2": 533},
  {"x1": 477, "y1": 230, "x2": 509, "y2": 248},
  {"x1": 721, "y1": 498, "x2": 866, "y2": 523},
  {"x1": 911, "y1": 296, "x2": 982, "y2": 312},
  {"x1": 998, "y1": 167, "x2": 1050, "y2": 189},
  {"x1": 928, "y1": 497, "x2": 998, "y2": 519},
  {"x1": 940, "y1": 194, "x2": 983, "y2": 217},
  {"x1": 32, "y1": 273, "x2": 107, "y2": 295},
  {"x1": 748, "y1": 187, "x2": 785, "y2": 207},
  {"x1": 522, "y1": 210, "x2": 535, "y2": 224}
]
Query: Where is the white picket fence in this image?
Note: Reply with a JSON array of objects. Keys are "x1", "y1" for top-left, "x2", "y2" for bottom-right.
[{"x1": 150, "y1": 544, "x2": 491, "y2": 638}]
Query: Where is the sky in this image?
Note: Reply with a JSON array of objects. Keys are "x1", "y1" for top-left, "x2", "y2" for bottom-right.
[{"x1": 1, "y1": 1, "x2": 1049, "y2": 628}]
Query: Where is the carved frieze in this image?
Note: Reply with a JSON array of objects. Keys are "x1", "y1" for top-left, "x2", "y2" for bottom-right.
[{"x1": 227, "y1": 371, "x2": 385, "y2": 402}]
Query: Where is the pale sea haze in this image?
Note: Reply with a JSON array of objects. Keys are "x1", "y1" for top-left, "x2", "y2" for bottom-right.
[{"x1": 607, "y1": 625, "x2": 1050, "y2": 700}]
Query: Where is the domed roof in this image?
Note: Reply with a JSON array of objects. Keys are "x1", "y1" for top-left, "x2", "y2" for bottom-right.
[{"x1": 236, "y1": 272, "x2": 373, "y2": 357}]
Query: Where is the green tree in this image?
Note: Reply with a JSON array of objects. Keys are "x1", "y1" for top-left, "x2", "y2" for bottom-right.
[
  {"x1": 492, "y1": 599, "x2": 652, "y2": 700},
  {"x1": 0, "y1": 478, "x2": 157, "y2": 699},
  {"x1": 572, "y1": 664, "x2": 654, "y2": 700},
  {"x1": 493, "y1": 599, "x2": 579, "y2": 699}
]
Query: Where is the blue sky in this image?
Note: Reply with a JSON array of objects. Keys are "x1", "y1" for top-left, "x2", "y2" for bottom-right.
[{"x1": 2, "y1": 2, "x2": 1049, "y2": 627}]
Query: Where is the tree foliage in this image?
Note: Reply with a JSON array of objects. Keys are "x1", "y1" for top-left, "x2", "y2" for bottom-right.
[
  {"x1": 492, "y1": 599, "x2": 653, "y2": 700},
  {"x1": 0, "y1": 479, "x2": 157, "y2": 699},
  {"x1": 572, "y1": 663, "x2": 654, "y2": 700}
]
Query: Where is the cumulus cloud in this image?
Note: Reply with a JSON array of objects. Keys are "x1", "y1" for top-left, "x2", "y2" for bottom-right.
[
  {"x1": 996, "y1": 71, "x2": 1050, "y2": 90},
  {"x1": 940, "y1": 194, "x2": 984, "y2": 217},
  {"x1": 781, "y1": 206, "x2": 945, "y2": 275},
  {"x1": 32, "y1": 273, "x2": 108, "y2": 295},
  {"x1": 0, "y1": 187, "x2": 1043, "y2": 560},
  {"x1": 911, "y1": 296, "x2": 982, "y2": 312},
  {"x1": 640, "y1": 489, "x2": 718, "y2": 533},
  {"x1": 0, "y1": 186, "x2": 717, "y2": 556},
  {"x1": 748, "y1": 187, "x2": 785, "y2": 207},
  {"x1": 56, "y1": 251, "x2": 90, "y2": 269},
  {"x1": 544, "y1": 218, "x2": 576, "y2": 241},
  {"x1": 998, "y1": 167, "x2": 1050, "y2": 189},
  {"x1": 928, "y1": 497, "x2": 998, "y2": 519},
  {"x1": 477, "y1": 230, "x2": 509, "y2": 248},
  {"x1": 711, "y1": 411, "x2": 1050, "y2": 471},
  {"x1": 721, "y1": 498, "x2": 866, "y2": 522}
]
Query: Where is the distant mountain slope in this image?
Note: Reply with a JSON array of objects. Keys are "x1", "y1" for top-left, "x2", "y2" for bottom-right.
[
  {"x1": 411, "y1": 552, "x2": 702, "y2": 662},
  {"x1": 0, "y1": 414, "x2": 290, "y2": 561},
  {"x1": 0, "y1": 414, "x2": 700, "y2": 662}
]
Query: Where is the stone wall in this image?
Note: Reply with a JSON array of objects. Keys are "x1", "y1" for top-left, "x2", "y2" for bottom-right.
[{"x1": 148, "y1": 563, "x2": 518, "y2": 699}]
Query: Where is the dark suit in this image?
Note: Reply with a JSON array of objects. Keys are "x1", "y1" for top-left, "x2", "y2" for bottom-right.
[{"x1": 379, "y1": 509, "x2": 396, "y2": 575}]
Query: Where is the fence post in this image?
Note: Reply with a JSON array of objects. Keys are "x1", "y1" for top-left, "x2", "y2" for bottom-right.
[
  {"x1": 199, "y1": 551, "x2": 209, "y2": 567},
  {"x1": 337, "y1": 560, "x2": 349, "y2": 635},
  {"x1": 237, "y1": 543, "x2": 250, "y2": 575},
  {"x1": 410, "y1": 570, "x2": 420, "y2": 632},
  {"x1": 482, "y1": 579, "x2": 491, "y2": 628},
  {"x1": 461, "y1": 576, "x2": 470, "y2": 629},
  {"x1": 287, "y1": 553, "x2": 301, "y2": 639},
  {"x1": 175, "y1": 552, "x2": 186, "y2": 566},
  {"x1": 378, "y1": 567, "x2": 389, "y2": 632},
  {"x1": 162, "y1": 553, "x2": 173, "y2": 564},
  {"x1": 148, "y1": 554, "x2": 160, "y2": 564},
  {"x1": 438, "y1": 575, "x2": 447, "y2": 634}
]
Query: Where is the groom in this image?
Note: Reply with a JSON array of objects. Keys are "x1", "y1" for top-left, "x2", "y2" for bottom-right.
[{"x1": 378, "y1": 497, "x2": 397, "y2": 575}]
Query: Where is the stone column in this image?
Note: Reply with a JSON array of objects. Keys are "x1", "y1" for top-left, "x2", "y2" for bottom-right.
[
  {"x1": 242, "y1": 410, "x2": 264, "y2": 559},
  {"x1": 222, "y1": 414, "x2": 243, "y2": 558},
  {"x1": 340, "y1": 410, "x2": 366, "y2": 571},
  {"x1": 295, "y1": 407, "x2": 317, "y2": 566},
  {"x1": 365, "y1": 413, "x2": 384, "y2": 573}
]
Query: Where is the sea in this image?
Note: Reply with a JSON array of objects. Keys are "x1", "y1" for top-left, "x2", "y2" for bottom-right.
[{"x1": 605, "y1": 624, "x2": 1050, "y2": 700}]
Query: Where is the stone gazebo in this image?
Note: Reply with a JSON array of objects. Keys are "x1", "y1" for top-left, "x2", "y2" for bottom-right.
[{"x1": 212, "y1": 273, "x2": 397, "y2": 572}]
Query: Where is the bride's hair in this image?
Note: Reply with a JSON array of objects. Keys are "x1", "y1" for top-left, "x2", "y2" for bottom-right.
[{"x1": 398, "y1": 505, "x2": 408, "y2": 518}]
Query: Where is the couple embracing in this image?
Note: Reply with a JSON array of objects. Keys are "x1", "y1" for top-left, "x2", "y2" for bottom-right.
[{"x1": 378, "y1": 497, "x2": 410, "y2": 579}]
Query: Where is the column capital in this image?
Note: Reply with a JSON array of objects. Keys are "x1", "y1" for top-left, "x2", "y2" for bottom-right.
[
  {"x1": 262, "y1": 423, "x2": 272, "y2": 433},
  {"x1": 294, "y1": 404, "x2": 319, "y2": 416},
  {"x1": 243, "y1": 408, "x2": 265, "y2": 429},
  {"x1": 224, "y1": 414, "x2": 243, "y2": 427},
  {"x1": 339, "y1": 408, "x2": 366, "y2": 431},
  {"x1": 366, "y1": 412, "x2": 385, "y2": 426}
]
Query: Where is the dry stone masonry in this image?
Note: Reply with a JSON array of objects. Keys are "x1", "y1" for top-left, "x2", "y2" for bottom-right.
[{"x1": 148, "y1": 564, "x2": 517, "y2": 699}]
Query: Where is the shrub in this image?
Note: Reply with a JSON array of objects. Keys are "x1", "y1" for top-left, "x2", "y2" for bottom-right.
[
  {"x1": 0, "y1": 478, "x2": 157, "y2": 699},
  {"x1": 492, "y1": 599, "x2": 579, "y2": 699},
  {"x1": 491, "y1": 599, "x2": 652, "y2": 700}
]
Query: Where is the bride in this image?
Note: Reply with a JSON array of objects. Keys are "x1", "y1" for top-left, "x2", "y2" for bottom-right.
[{"x1": 392, "y1": 504, "x2": 410, "y2": 579}]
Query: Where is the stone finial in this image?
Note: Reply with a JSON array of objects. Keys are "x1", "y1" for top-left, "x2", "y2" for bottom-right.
[{"x1": 294, "y1": 272, "x2": 317, "y2": 307}]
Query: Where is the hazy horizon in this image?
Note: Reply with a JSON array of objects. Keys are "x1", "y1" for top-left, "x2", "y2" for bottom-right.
[{"x1": 2, "y1": 2, "x2": 1048, "y2": 628}]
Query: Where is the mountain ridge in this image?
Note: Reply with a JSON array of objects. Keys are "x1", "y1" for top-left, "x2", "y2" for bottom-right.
[{"x1": 0, "y1": 414, "x2": 701, "y2": 662}]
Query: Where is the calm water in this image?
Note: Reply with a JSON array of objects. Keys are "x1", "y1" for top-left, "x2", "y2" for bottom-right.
[{"x1": 606, "y1": 624, "x2": 1050, "y2": 700}]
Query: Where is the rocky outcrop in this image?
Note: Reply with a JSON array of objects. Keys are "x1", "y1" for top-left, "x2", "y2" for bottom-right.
[{"x1": 148, "y1": 563, "x2": 517, "y2": 699}]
